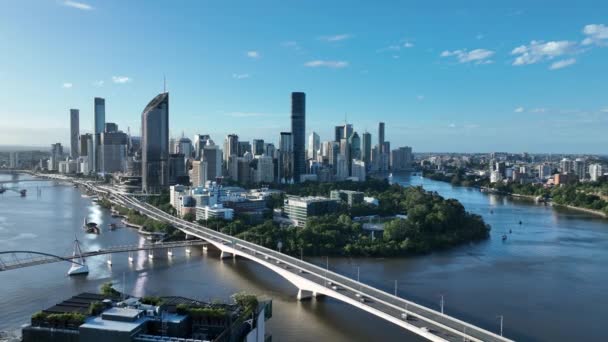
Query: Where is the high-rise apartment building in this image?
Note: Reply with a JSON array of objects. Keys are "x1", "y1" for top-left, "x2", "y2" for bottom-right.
[
  {"x1": 141, "y1": 92, "x2": 169, "y2": 193},
  {"x1": 291, "y1": 92, "x2": 306, "y2": 182},
  {"x1": 378, "y1": 122, "x2": 385, "y2": 152},
  {"x1": 100, "y1": 130, "x2": 128, "y2": 173},
  {"x1": 70, "y1": 109, "x2": 79, "y2": 159},
  {"x1": 390, "y1": 146, "x2": 413, "y2": 171}
]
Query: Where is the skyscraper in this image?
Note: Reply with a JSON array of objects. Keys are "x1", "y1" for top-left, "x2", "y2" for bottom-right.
[
  {"x1": 223, "y1": 134, "x2": 239, "y2": 167},
  {"x1": 193, "y1": 134, "x2": 210, "y2": 159},
  {"x1": 70, "y1": 109, "x2": 79, "y2": 159},
  {"x1": 291, "y1": 92, "x2": 306, "y2": 182},
  {"x1": 94, "y1": 98, "x2": 106, "y2": 134},
  {"x1": 100, "y1": 130, "x2": 128, "y2": 173},
  {"x1": 278, "y1": 132, "x2": 293, "y2": 183},
  {"x1": 202, "y1": 139, "x2": 222, "y2": 181},
  {"x1": 308, "y1": 132, "x2": 320, "y2": 160},
  {"x1": 361, "y1": 132, "x2": 372, "y2": 166},
  {"x1": 252, "y1": 139, "x2": 265, "y2": 156},
  {"x1": 141, "y1": 92, "x2": 169, "y2": 193},
  {"x1": 93, "y1": 98, "x2": 105, "y2": 172},
  {"x1": 378, "y1": 122, "x2": 385, "y2": 152}
]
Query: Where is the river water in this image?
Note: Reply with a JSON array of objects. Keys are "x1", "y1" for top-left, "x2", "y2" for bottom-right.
[{"x1": 0, "y1": 172, "x2": 606, "y2": 341}]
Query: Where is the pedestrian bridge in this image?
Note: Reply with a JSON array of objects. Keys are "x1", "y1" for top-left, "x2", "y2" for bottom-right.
[
  {"x1": 103, "y1": 189, "x2": 513, "y2": 342},
  {"x1": 0, "y1": 240, "x2": 207, "y2": 271}
]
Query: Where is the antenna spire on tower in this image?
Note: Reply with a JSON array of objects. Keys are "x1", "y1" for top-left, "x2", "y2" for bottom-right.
[{"x1": 163, "y1": 75, "x2": 166, "y2": 93}]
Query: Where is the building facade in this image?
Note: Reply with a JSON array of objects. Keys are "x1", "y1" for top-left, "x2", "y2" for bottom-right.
[{"x1": 141, "y1": 92, "x2": 169, "y2": 193}]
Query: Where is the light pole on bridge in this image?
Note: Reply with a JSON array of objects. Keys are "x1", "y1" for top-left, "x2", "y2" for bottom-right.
[
  {"x1": 394, "y1": 280, "x2": 398, "y2": 297},
  {"x1": 497, "y1": 315, "x2": 504, "y2": 337},
  {"x1": 440, "y1": 294, "x2": 444, "y2": 315}
]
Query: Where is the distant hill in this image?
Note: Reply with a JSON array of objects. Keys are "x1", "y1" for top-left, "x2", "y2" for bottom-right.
[{"x1": 0, "y1": 145, "x2": 54, "y2": 152}]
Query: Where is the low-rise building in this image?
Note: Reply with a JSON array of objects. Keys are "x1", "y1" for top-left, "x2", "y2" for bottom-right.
[{"x1": 283, "y1": 195, "x2": 338, "y2": 227}]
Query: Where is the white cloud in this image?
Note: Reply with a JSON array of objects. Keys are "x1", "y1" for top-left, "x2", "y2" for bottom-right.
[
  {"x1": 448, "y1": 123, "x2": 456, "y2": 128},
  {"x1": 232, "y1": 73, "x2": 250, "y2": 79},
  {"x1": 440, "y1": 48, "x2": 494, "y2": 64},
  {"x1": 549, "y1": 58, "x2": 576, "y2": 70},
  {"x1": 62, "y1": 82, "x2": 73, "y2": 88},
  {"x1": 514, "y1": 107, "x2": 525, "y2": 113},
  {"x1": 416, "y1": 95, "x2": 425, "y2": 101},
  {"x1": 112, "y1": 76, "x2": 132, "y2": 84},
  {"x1": 63, "y1": 1, "x2": 93, "y2": 10},
  {"x1": 476, "y1": 33, "x2": 485, "y2": 40},
  {"x1": 319, "y1": 34, "x2": 353, "y2": 42},
  {"x1": 601, "y1": 107, "x2": 608, "y2": 113},
  {"x1": 511, "y1": 40, "x2": 576, "y2": 65},
  {"x1": 582, "y1": 24, "x2": 608, "y2": 46},
  {"x1": 246, "y1": 51, "x2": 260, "y2": 59},
  {"x1": 403, "y1": 42, "x2": 414, "y2": 48},
  {"x1": 379, "y1": 41, "x2": 414, "y2": 52},
  {"x1": 531, "y1": 108, "x2": 547, "y2": 113},
  {"x1": 304, "y1": 60, "x2": 349, "y2": 68},
  {"x1": 93, "y1": 80, "x2": 104, "y2": 87}
]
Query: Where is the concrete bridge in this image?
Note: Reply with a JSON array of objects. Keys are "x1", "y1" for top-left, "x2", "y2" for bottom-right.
[{"x1": 96, "y1": 187, "x2": 514, "y2": 342}]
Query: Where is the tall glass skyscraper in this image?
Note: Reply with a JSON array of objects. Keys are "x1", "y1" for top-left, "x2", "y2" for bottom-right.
[
  {"x1": 70, "y1": 109, "x2": 79, "y2": 159},
  {"x1": 141, "y1": 92, "x2": 169, "y2": 193},
  {"x1": 291, "y1": 92, "x2": 305, "y2": 182},
  {"x1": 94, "y1": 98, "x2": 105, "y2": 134},
  {"x1": 361, "y1": 132, "x2": 372, "y2": 166},
  {"x1": 93, "y1": 97, "x2": 105, "y2": 172},
  {"x1": 378, "y1": 122, "x2": 385, "y2": 152}
]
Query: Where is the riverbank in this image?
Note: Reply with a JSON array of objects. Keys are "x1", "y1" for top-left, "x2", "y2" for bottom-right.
[{"x1": 424, "y1": 175, "x2": 608, "y2": 219}]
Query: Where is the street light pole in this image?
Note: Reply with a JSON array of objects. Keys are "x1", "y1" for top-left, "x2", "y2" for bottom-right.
[
  {"x1": 394, "y1": 280, "x2": 398, "y2": 296},
  {"x1": 325, "y1": 256, "x2": 329, "y2": 287},
  {"x1": 440, "y1": 294, "x2": 444, "y2": 314},
  {"x1": 497, "y1": 315, "x2": 503, "y2": 336}
]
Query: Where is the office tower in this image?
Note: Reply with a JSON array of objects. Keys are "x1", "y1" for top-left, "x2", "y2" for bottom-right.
[
  {"x1": 264, "y1": 143, "x2": 276, "y2": 158},
  {"x1": 349, "y1": 132, "x2": 361, "y2": 160},
  {"x1": 141, "y1": 92, "x2": 169, "y2": 193},
  {"x1": 378, "y1": 122, "x2": 385, "y2": 152},
  {"x1": 193, "y1": 134, "x2": 210, "y2": 159},
  {"x1": 70, "y1": 109, "x2": 79, "y2": 159},
  {"x1": 336, "y1": 154, "x2": 348, "y2": 180},
  {"x1": 238, "y1": 157, "x2": 252, "y2": 184},
  {"x1": 51, "y1": 143, "x2": 64, "y2": 157},
  {"x1": 224, "y1": 134, "x2": 239, "y2": 165},
  {"x1": 278, "y1": 132, "x2": 293, "y2": 183},
  {"x1": 334, "y1": 124, "x2": 353, "y2": 142},
  {"x1": 202, "y1": 139, "x2": 222, "y2": 181},
  {"x1": 339, "y1": 138, "x2": 350, "y2": 175},
  {"x1": 390, "y1": 146, "x2": 413, "y2": 171},
  {"x1": 100, "y1": 130, "x2": 128, "y2": 173},
  {"x1": 228, "y1": 156, "x2": 239, "y2": 181},
  {"x1": 328, "y1": 141, "x2": 340, "y2": 168},
  {"x1": 308, "y1": 132, "x2": 320, "y2": 160},
  {"x1": 253, "y1": 156, "x2": 274, "y2": 183},
  {"x1": 104, "y1": 122, "x2": 118, "y2": 133},
  {"x1": 252, "y1": 139, "x2": 265, "y2": 156},
  {"x1": 168, "y1": 153, "x2": 186, "y2": 185},
  {"x1": 361, "y1": 132, "x2": 372, "y2": 166},
  {"x1": 79, "y1": 134, "x2": 93, "y2": 174},
  {"x1": 238, "y1": 141, "x2": 251, "y2": 157},
  {"x1": 92, "y1": 97, "x2": 106, "y2": 172},
  {"x1": 291, "y1": 92, "x2": 306, "y2": 182},
  {"x1": 351, "y1": 159, "x2": 366, "y2": 181},
  {"x1": 190, "y1": 159, "x2": 208, "y2": 187},
  {"x1": 177, "y1": 136, "x2": 193, "y2": 159}
]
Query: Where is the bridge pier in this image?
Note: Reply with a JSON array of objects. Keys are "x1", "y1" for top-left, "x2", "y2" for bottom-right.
[
  {"x1": 220, "y1": 250, "x2": 233, "y2": 259},
  {"x1": 297, "y1": 289, "x2": 313, "y2": 301},
  {"x1": 312, "y1": 291, "x2": 325, "y2": 299}
]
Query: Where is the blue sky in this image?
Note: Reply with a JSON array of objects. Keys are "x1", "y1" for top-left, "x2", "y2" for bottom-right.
[{"x1": 1, "y1": 1, "x2": 607, "y2": 153}]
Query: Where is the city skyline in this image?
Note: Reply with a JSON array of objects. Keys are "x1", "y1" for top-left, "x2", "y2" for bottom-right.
[{"x1": 1, "y1": 1, "x2": 608, "y2": 153}]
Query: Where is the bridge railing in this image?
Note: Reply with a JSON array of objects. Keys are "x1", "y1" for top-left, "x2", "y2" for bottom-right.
[{"x1": 114, "y1": 194, "x2": 510, "y2": 342}]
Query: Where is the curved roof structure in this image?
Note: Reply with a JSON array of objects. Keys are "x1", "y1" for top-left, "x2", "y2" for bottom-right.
[{"x1": 142, "y1": 92, "x2": 169, "y2": 116}]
